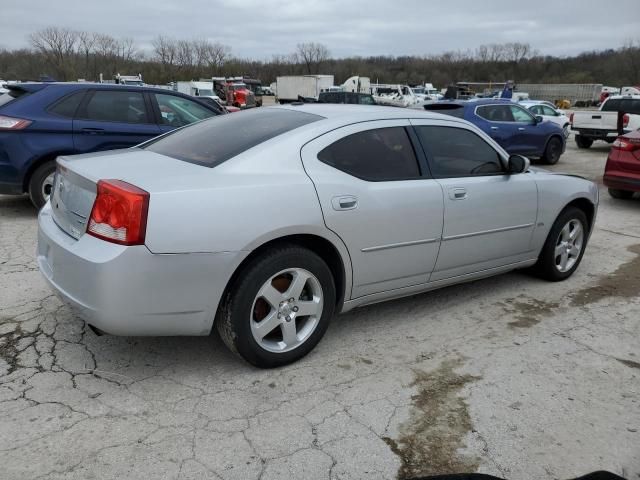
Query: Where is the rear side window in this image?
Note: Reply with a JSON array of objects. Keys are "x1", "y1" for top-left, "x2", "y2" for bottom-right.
[
  {"x1": 318, "y1": 127, "x2": 421, "y2": 181},
  {"x1": 48, "y1": 90, "x2": 86, "y2": 118},
  {"x1": 154, "y1": 93, "x2": 216, "y2": 127},
  {"x1": 144, "y1": 108, "x2": 322, "y2": 167},
  {"x1": 423, "y1": 104, "x2": 465, "y2": 118},
  {"x1": 416, "y1": 126, "x2": 503, "y2": 178},
  {"x1": 80, "y1": 90, "x2": 149, "y2": 124},
  {"x1": 476, "y1": 105, "x2": 514, "y2": 122}
]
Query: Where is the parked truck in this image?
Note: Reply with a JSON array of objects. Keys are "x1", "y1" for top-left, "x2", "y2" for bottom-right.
[
  {"x1": 212, "y1": 78, "x2": 256, "y2": 109},
  {"x1": 276, "y1": 75, "x2": 334, "y2": 103},
  {"x1": 176, "y1": 81, "x2": 220, "y2": 101},
  {"x1": 342, "y1": 76, "x2": 370, "y2": 94},
  {"x1": 570, "y1": 95, "x2": 640, "y2": 148}
]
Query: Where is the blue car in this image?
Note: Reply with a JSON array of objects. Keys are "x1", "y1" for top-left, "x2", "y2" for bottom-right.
[
  {"x1": 424, "y1": 99, "x2": 565, "y2": 165},
  {"x1": 0, "y1": 82, "x2": 223, "y2": 207}
]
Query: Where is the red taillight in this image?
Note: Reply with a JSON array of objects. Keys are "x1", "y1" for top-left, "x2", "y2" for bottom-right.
[
  {"x1": 87, "y1": 180, "x2": 149, "y2": 246},
  {"x1": 0, "y1": 115, "x2": 32, "y2": 130},
  {"x1": 612, "y1": 137, "x2": 640, "y2": 152},
  {"x1": 623, "y1": 114, "x2": 629, "y2": 128},
  {"x1": 569, "y1": 112, "x2": 574, "y2": 125}
]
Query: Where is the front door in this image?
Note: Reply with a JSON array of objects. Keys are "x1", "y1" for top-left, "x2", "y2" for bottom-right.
[
  {"x1": 411, "y1": 121, "x2": 538, "y2": 281},
  {"x1": 301, "y1": 120, "x2": 444, "y2": 298},
  {"x1": 73, "y1": 89, "x2": 160, "y2": 153}
]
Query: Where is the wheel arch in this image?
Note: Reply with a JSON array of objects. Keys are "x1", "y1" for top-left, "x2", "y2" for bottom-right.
[
  {"x1": 216, "y1": 233, "x2": 351, "y2": 329},
  {"x1": 565, "y1": 197, "x2": 596, "y2": 232},
  {"x1": 22, "y1": 151, "x2": 73, "y2": 193}
]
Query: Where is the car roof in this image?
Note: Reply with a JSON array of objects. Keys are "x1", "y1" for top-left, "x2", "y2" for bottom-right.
[
  {"x1": 272, "y1": 103, "x2": 453, "y2": 122},
  {"x1": 12, "y1": 82, "x2": 180, "y2": 95}
]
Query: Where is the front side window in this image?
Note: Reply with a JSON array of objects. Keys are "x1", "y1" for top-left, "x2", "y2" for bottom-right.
[
  {"x1": 154, "y1": 93, "x2": 216, "y2": 127},
  {"x1": 528, "y1": 105, "x2": 542, "y2": 115},
  {"x1": 541, "y1": 105, "x2": 558, "y2": 116},
  {"x1": 82, "y1": 90, "x2": 149, "y2": 124},
  {"x1": 510, "y1": 105, "x2": 536, "y2": 123},
  {"x1": 415, "y1": 126, "x2": 503, "y2": 178},
  {"x1": 318, "y1": 127, "x2": 421, "y2": 181},
  {"x1": 476, "y1": 104, "x2": 514, "y2": 122}
]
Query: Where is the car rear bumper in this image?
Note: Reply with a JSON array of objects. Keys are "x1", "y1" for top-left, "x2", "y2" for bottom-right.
[
  {"x1": 603, "y1": 174, "x2": 640, "y2": 192},
  {"x1": 37, "y1": 202, "x2": 244, "y2": 336}
]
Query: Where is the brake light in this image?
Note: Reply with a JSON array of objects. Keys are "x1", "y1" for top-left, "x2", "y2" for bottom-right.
[
  {"x1": 569, "y1": 112, "x2": 574, "y2": 125},
  {"x1": 87, "y1": 180, "x2": 149, "y2": 245},
  {"x1": 0, "y1": 115, "x2": 32, "y2": 130},
  {"x1": 623, "y1": 114, "x2": 629, "y2": 128},
  {"x1": 612, "y1": 137, "x2": 640, "y2": 152}
]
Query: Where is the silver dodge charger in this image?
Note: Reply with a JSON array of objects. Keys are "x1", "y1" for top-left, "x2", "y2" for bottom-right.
[{"x1": 37, "y1": 105, "x2": 598, "y2": 367}]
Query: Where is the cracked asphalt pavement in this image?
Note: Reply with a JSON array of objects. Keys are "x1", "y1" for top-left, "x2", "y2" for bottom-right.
[{"x1": 1, "y1": 137, "x2": 639, "y2": 480}]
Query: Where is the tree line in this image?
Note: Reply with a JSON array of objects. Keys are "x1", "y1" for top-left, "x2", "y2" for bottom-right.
[{"x1": 0, "y1": 27, "x2": 638, "y2": 88}]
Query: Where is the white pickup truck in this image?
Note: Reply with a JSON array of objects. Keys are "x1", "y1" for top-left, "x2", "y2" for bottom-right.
[{"x1": 571, "y1": 95, "x2": 640, "y2": 148}]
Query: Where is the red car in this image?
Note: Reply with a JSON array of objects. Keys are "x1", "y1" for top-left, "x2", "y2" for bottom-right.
[{"x1": 604, "y1": 129, "x2": 640, "y2": 199}]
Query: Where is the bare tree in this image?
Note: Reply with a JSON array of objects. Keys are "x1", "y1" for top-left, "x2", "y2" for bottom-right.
[
  {"x1": 29, "y1": 27, "x2": 79, "y2": 80},
  {"x1": 152, "y1": 35, "x2": 178, "y2": 73},
  {"x1": 295, "y1": 42, "x2": 330, "y2": 74}
]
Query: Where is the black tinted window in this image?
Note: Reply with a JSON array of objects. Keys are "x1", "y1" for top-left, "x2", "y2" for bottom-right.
[
  {"x1": 416, "y1": 126, "x2": 503, "y2": 178},
  {"x1": 144, "y1": 108, "x2": 322, "y2": 167},
  {"x1": 318, "y1": 127, "x2": 420, "y2": 181},
  {"x1": 81, "y1": 90, "x2": 149, "y2": 123},
  {"x1": 602, "y1": 98, "x2": 640, "y2": 115},
  {"x1": 476, "y1": 105, "x2": 514, "y2": 122},
  {"x1": 48, "y1": 90, "x2": 85, "y2": 117},
  {"x1": 423, "y1": 104, "x2": 465, "y2": 118}
]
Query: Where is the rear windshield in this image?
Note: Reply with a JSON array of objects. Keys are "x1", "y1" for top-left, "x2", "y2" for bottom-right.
[
  {"x1": 143, "y1": 108, "x2": 323, "y2": 167},
  {"x1": 0, "y1": 89, "x2": 29, "y2": 108},
  {"x1": 423, "y1": 104, "x2": 466, "y2": 118},
  {"x1": 602, "y1": 98, "x2": 640, "y2": 115}
]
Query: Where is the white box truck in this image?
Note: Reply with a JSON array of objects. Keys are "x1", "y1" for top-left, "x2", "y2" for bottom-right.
[
  {"x1": 276, "y1": 75, "x2": 334, "y2": 103},
  {"x1": 176, "y1": 81, "x2": 221, "y2": 101}
]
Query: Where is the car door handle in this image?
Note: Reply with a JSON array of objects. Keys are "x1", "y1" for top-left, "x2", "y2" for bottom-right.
[
  {"x1": 490, "y1": 126, "x2": 499, "y2": 130},
  {"x1": 81, "y1": 128, "x2": 105, "y2": 135},
  {"x1": 518, "y1": 127, "x2": 526, "y2": 131},
  {"x1": 448, "y1": 188, "x2": 467, "y2": 200},
  {"x1": 332, "y1": 195, "x2": 358, "y2": 210}
]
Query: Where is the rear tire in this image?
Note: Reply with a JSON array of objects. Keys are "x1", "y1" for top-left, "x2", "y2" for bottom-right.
[
  {"x1": 216, "y1": 245, "x2": 336, "y2": 368},
  {"x1": 28, "y1": 161, "x2": 56, "y2": 209},
  {"x1": 608, "y1": 188, "x2": 634, "y2": 199},
  {"x1": 542, "y1": 137, "x2": 562, "y2": 165},
  {"x1": 531, "y1": 206, "x2": 588, "y2": 281},
  {"x1": 575, "y1": 135, "x2": 593, "y2": 149}
]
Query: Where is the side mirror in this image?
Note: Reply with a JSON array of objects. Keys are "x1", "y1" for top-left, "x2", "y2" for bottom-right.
[
  {"x1": 508, "y1": 154, "x2": 530, "y2": 174},
  {"x1": 535, "y1": 115, "x2": 544, "y2": 123}
]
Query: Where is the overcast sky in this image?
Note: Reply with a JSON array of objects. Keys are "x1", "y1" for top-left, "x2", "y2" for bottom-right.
[{"x1": 1, "y1": 0, "x2": 638, "y2": 59}]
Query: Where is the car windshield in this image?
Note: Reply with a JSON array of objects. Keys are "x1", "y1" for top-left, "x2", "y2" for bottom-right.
[{"x1": 143, "y1": 108, "x2": 323, "y2": 167}]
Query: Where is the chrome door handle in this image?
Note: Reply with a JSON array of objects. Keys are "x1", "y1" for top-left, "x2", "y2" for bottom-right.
[
  {"x1": 448, "y1": 187, "x2": 467, "y2": 200},
  {"x1": 490, "y1": 126, "x2": 499, "y2": 130},
  {"x1": 332, "y1": 195, "x2": 358, "y2": 210},
  {"x1": 518, "y1": 127, "x2": 525, "y2": 131}
]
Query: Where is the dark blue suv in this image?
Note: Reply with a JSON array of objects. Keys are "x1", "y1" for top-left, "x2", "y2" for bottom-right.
[
  {"x1": 0, "y1": 83, "x2": 223, "y2": 207},
  {"x1": 424, "y1": 99, "x2": 565, "y2": 165}
]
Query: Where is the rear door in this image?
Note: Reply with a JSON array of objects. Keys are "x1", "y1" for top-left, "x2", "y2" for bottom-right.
[
  {"x1": 150, "y1": 92, "x2": 219, "y2": 134},
  {"x1": 411, "y1": 120, "x2": 538, "y2": 280},
  {"x1": 474, "y1": 104, "x2": 523, "y2": 153},
  {"x1": 73, "y1": 89, "x2": 160, "y2": 153},
  {"x1": 301, "y1": 120, "x2": 444, "y2": 298}
]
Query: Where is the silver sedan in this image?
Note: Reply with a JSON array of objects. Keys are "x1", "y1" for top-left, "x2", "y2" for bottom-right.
[{"x1": 37, "y1": 105, "x2": 598, "y2": 367}]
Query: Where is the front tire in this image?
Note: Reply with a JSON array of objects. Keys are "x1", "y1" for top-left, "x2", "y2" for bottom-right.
[
  {"x1": 28, "y1": 161, "x2": 56, "y2": 209},
  {"x1": 542, "y1": 137, "x2": 562, "y2": 165},
  {"x1": 575, "y1": 135, "x2": 593, "y2": 149},
  {"x1": 216, "y1": 245, "x2": 336, "y2": 368},
  {"x1": 608, "y1": 188, "x2": 634, "y2": 199},
  {"x1": 532, "y1": 206, "x2": 588, "y2": 281}
]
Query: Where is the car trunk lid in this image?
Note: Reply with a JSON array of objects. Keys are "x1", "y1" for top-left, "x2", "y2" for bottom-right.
[{"x1": 50, "y1": 148, "x2": 215, "y2": 240}]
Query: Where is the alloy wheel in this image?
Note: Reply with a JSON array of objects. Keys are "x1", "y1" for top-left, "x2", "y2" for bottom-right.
[
  {"x1": 250, "y1": 268, "x2": 323, "y2": 353},
  {"x1": 554, "y1": 219, "x2": 584, "y2": 272}
]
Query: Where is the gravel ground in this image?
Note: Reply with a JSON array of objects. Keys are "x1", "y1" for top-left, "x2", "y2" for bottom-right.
[{"x1": 0, "y1": 133, "x2": 639, "y2": 480}]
